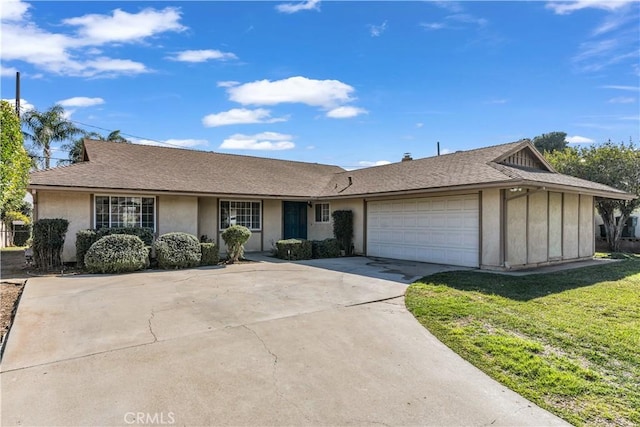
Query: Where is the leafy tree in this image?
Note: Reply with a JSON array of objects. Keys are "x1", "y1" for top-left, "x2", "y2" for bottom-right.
[
  {"x1": 61, "y1": 130, "x2": 130, "y2": 164},
  {"x1": 1, "y1": 100, "x2": 30, "y2": 217},
  {"x1": 22, "y1": 104, "x2": 81, "y2": 169},
  {"x1": 532, "y1": 131, "x2": 568, "y2": 154},
  {"x1": 546, "y1": 141, "x2": 640, "y2": 252}
]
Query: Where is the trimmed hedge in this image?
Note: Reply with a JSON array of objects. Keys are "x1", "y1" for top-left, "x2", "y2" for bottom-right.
[
  {"x1": 311, "y1": 238, "x2": 341, "y2": 259},
  {"x1": 33, "y1": 218, "x2": 69, "y2": 270},
  {"x1": 154, "y1": 232, "x2": 201, "y2": 269},
  {"x1": 76, "y1": 227, "x2": 155, "y2": 268},
  {"x1": 98, "y1": 227, "x2": 154, "y2": 246},
  {"x1": 76, "y1": 229, "x2": 98, "y2": 268},
  {"x1": 276, "y1": 239, "x2": 312, "y2": 260},
  {"x1": 221, "y1": 225, "x2": 252, "y2": 263},
  {"x1": 84, "y1": 234, "x2": 149, "y2": 274},
  {"x1": 200, "y1": 242, "x2": 219, "y2": 266}
]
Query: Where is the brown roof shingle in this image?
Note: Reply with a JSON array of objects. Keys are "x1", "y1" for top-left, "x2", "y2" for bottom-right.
[
  {"x1": 29, "y1": 139, "x2": 633, "y2": 200},
  {"x1": 29, "y1": 140, "x2": 344, "y2": 197}
]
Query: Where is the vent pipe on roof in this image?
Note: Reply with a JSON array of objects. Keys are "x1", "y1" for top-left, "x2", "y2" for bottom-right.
[
  {"x1": 437, "y1": 141, "x2": 440, "y2": 156},
  {"x1": 402, "y1": 153, "x2": 413, "y2": 162},
  {"x1": 348, "y1": 176, "x2": 353, "y2": 186}
]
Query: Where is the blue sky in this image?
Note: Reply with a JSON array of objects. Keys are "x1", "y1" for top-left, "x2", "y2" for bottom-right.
[{"x1": 1, "y1": 0, "x2": 638, "y2": 169}]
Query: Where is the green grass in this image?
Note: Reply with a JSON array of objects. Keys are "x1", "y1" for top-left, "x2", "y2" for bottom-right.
[{"x1": 405, "y1": 259, "x2": 640, "y2": 427}]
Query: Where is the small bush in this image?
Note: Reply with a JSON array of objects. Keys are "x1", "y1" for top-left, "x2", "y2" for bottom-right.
[
  {"x1": 311, "y1": 238, "x2": 341, "y2": 259},
  {"x1": 154, "y1": 232, "x2": 201, "y2": 269},
  {"x1": 76, "y1": 229, "x2": 98, "y2": 268},
  {"x1": 276, "y1": 239, "x2": 312, "y2": 260},
  {"x1": 200, "y1": 242, "x2": 219, "y2": 266},
  {"x1": 84, "y1": 234, "x2": 149, "y2": 274},
  {"x1": 221, "y1": 225, "x2": 252, "y2": 263},
  {"x1": 97, "y1": 227, "x2": 154, "y2": 246},
  {"x1": 33, "y1": 218, "x2": 69, "y2": 269}
]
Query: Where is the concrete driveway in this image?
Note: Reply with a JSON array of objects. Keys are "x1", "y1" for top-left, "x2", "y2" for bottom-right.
[{"x1": 1, "y1": 256, "x2": 567, "y2": 426}]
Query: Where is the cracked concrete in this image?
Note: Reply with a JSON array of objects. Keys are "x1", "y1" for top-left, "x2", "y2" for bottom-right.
[{"x1": 1, "y1": 257, "x2": 569, "y2": 426}]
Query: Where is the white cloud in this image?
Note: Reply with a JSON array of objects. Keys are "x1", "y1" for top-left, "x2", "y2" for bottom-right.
[
  {"x1": 566, "y1": 135, "x2": 595, "y2": 144},
  {"x1": 133, "y1": 138, "x2": 207, "y2": 148},
  {"x1": 62, "y1": 7, "x2": 185, "y2": 46},
  {"x1": 601, "y1": 85, "x2": 640, "y2": 91},
  {"x1": 202, "y1": 108, "x2": 287, "y2": 127},
  {"x1": 217, "y1": 80, "x2": 240, "y2": 88},
  {"x1": 326, "y1": 106, "x2": 368, "y2": 119},
  {"x1": 420, "y1": 22, "x2": 447, "y2": 31},
  {"x1": 369, "y1": 20, "x2": 388, "y2": 37},
  {"x1": 220, "y1": 132, "x2": 295, "y2": 151},
  {"x1": 58, "y1": 96, "x2": 105, "y2": 108},
  {"x1": 227, "y1": 76, "x2": 355, "y2": 109},
  {"x1": 440, "y1": 148, "x2": 452, "y2": 155},
  {"x1": 169, "y1": 49, "x2": 237, "y2": 63},
  {"x1": 275, "y1": 0, "x2": 321, "y2": 14},
  {"x1": 546, "y1": 1, "x2": 633, "y2": 15},
  {"x1": 1, "y1": 98, "x2": 35, "y2": 113},
  {"x1": 416, "y1": 122, "x2": 424, "y2": 128},
  {"x1": 0, "y1": 65, "x2": 19, "y2": 77},
  {"x1": 1, "y1": 4, "x2": 185, "y2": 78},
  {"x1": 358, "y1": 160, "x2": 391, "y2": 167},
  {"x1": 0, "y1": 0, "x2": 30, "y2": 22},
  {"x1": 421, "y1": 9, "x2": 488, "y2": 31},
  {"x1": 608, "y1": 96, "x2": 636, "y2": 103}
]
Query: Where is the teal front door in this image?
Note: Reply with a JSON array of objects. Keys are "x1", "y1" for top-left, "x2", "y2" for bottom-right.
[{"x1": 283, "y1": 202, "x2": 308, "y2": 239}]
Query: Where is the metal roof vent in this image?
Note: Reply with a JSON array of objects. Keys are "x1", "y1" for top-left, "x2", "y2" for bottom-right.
[{"x1": 402, "y1": 153, "x2": 413, "y2": 162}]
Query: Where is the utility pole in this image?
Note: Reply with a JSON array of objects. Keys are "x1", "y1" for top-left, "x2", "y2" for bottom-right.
[{"x1": 15, "y1": 71, "x2": 20, "y2": 117}]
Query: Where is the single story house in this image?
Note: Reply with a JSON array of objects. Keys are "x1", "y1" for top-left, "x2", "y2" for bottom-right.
[{"x1": 28, "y1": 139, "x2": 634, "y2": 270}]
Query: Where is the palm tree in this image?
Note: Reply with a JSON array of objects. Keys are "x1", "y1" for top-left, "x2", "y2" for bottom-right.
[
  {"x1": 22, "y1": 105, "x2": 81, "y2": 169},
  {"x1": 60, "y1": 129, "x2": 130, "y2": 165},
  {"x1": 103, "y1": 130, "x2": 129, "y2": 143}
]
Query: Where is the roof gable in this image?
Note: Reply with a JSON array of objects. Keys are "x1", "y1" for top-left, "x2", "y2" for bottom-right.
[{"x1": 492, "y1": 141, "x2": 555, "y2": 172}]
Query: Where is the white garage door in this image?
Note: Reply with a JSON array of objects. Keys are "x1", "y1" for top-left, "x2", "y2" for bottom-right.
[{"x1": 367, "y1": 194, "x2": 479, "y2": 267}]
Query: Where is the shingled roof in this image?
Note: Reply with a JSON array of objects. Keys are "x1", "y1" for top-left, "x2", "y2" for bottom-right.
[
  {"x1": 29, "y1": 140, "x2": 344, "y2": 198},
  {"x1": 29, "y1": 139, "x2": 633, "y2": 200},
  {"x1": 319, "y1": 140, "x2": 632, "y2": 199}
]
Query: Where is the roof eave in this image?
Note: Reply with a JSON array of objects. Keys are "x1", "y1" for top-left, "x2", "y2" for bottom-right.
[{"x1": 27, "y1": 184, "x2": 316, "y2": 200}]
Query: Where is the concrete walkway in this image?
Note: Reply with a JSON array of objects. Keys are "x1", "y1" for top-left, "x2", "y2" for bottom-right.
[{"x1": 1, "y1": 258, "x2": 568, "y2": 426}]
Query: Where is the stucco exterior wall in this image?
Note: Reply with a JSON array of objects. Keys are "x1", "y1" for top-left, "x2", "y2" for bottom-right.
[
  {"x1": 506, "y1": 195, "x2": 527, "y2": 266},
  {"x1": 307, "y1": 202, "x2": 333, "y2": 242},
  {"x1": 548, "y1": 192, "x2": 563, "y2": 259},
  {"x1": 504, "y1": 190, "x2": 594, "y2": 269},
  {"x1": 262, "y1": 199, "x2": 282, "y2": 252},
  {"x1": 527, "y1": 190, "x2": 548, "y2": 264},
  {"x1": 197, "y1": 197, "x2": 218, "y2": 242},
  {"x1": 579, "y1": 195, "x2": 594, "y2": 257},
  {"x1": 158, "y1": 195, "x2": 198, "y2": 236},
  {"x1": 481, "y1": 189, "x2": 502, "y2": 268},
  {"x1": 562, "y1": 194, "x2": 579, "y2": 259},
  {"x1": 37, "y1": 191, "x2": 91, "y2": 262}
]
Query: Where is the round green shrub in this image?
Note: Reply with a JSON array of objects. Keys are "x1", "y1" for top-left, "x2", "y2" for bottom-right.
[
  {"x1": 221, "y1": 225, "x2": 251, "y2": 263},
  {"x1": 154, "y1": 232, "x2": 201, "y2": 269},
  {"x1": 85, "y1": 234, "x2": 149, "y2": 274}
]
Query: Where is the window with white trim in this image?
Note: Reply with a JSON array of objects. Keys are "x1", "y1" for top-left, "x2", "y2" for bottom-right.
[
  {"x1": 315, "y1": 203, "x2": 330, "y2": 223},
  {"x1": 95, "y1": 196, "x2": 155, "y2": 230},
  {"x1": 220, "y1": 200, "x2": 261, "y2": 230}
]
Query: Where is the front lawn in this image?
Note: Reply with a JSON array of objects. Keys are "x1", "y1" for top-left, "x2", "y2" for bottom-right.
[{"x1": 405, "y1": 259, "x2": 640, "y2": 426}]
